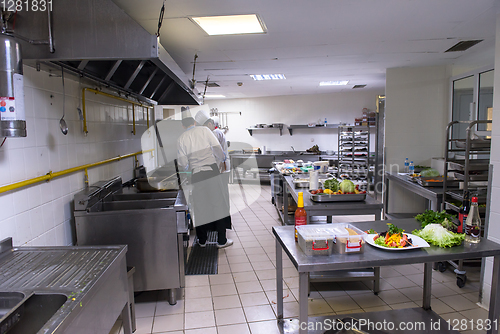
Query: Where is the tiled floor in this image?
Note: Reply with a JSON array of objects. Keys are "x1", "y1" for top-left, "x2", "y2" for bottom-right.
[{"x1": 119, "y1": 184, "x2": 488, "y2": 334}]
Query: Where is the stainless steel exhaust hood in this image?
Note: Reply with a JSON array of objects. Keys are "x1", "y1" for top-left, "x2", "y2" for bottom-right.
[{"x1": 11, "y1": 0, "x2": 200, "y2": 106}]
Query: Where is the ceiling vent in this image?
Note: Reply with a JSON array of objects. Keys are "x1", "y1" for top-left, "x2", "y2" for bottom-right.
[
  {"x1": 445, "y1": 40, "x2": 483, "y2": 52},
  {"x1": 352, "y1": 85, "x2": 367, "y2": 89}
]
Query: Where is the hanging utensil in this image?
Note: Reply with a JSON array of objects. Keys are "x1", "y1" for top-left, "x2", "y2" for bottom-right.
[{"x1": 59, "y1": 66, "x2": 68, "y2": 135}]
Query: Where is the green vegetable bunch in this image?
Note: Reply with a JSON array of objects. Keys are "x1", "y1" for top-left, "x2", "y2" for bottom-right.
[
  {"x1": 415, "y1": 210, "x2": 456, "y2": 228},
  {"x1": 339, "y1": 179, "x2": 355, "y2": 193},
  {"x1": 413, "y1": 224, "x2": 464, "y2": 248},
  {"x1": 323, "y1": 178, "x2": 339, "y2": 192},
  {"x1": 387, "y1": 223, "x2": 404, "y2": 236},
  {"x1": 420, "y1": 168, "x2": 440, "y2": 177}
]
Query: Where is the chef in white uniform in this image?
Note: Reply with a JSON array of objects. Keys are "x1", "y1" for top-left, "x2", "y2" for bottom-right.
[{"x1": 178, "y1": 107, "x2": 233, "y2": 248}]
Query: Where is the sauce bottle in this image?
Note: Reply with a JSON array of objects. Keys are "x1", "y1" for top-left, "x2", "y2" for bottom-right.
[
  {"x1": 294, "y1": 192, "x2": 307, "y2": 241},
  {"x1": 465, "y1": 196, "x2": 481, "y2": 244},
  {"x1": 457, "y1": 190, "x2": 469, "y2": 233}
]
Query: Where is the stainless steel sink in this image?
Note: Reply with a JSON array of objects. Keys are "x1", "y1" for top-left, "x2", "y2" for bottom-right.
[
  {"x1": 0, "y1": 293, "x2": 67, "y2": 334},
  {"x1": 89, "y1": 199, "x2": 176, "y2": 212},
  {"x1": 0, "y1": 291, "x2": 24, "y2": 314},
  {"x1": 110, "y1": 191, "x2": 178, "y2": 201}
]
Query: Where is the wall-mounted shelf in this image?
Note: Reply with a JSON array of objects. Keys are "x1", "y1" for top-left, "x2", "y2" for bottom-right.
[
  {"x1": 247, "y1": 127, "x2": 283, "y2": 136},
  {"x1": 287, "y1": 124, "x2": 339, "y2": 135}
]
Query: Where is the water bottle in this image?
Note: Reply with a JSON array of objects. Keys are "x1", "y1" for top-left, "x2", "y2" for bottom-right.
[
  {"x1": 409, "y1": 161, "x2": 414, "y2": 175},
  {"x1": 465, "y1": 196, "x2": 481, "y2": 244},
  {"x1": 404, "y1": 158, "x2": 409, "y2": 173},
  {"x1": 324, "y1": 118, "x2": 327, "y2": 127}
]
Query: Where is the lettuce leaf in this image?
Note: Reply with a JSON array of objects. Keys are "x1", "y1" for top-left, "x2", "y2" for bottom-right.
[{"x1": 412, "y1": 224, "x2": 464, "y2": 248}]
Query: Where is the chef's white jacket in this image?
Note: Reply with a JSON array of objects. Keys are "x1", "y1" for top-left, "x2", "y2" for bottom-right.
[{"x1": 177, "y1": 125, "x2": 225, "y2": 173}]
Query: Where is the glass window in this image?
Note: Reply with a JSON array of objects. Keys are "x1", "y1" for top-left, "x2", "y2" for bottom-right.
[
  {"x1": 452, "y1": 75, "x2": 474, "y2": 140},
  {"x1": 478, "y1": 69, "x2": 494, "y2": 131}
]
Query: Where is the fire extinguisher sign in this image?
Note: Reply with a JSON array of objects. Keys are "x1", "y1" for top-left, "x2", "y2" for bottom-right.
[
  {"x1": 0, "y1": 73, "x2": 24, "y2": 122},
  {"x1": 0, "y1": 97, "x2": 16, "y2": 120}
]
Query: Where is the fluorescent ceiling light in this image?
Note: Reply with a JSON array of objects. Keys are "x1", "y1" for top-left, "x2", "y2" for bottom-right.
[
  {"x1": 192, "y1": 14, "x2": 265, "y2": 36},
  {"x1": 250, "y1": 74, "x2": 286, "y2": 81},
  {"x1": 204, "y1": 94, "x2": 226, "y2": 98},
  {"x1": 320, "y1": 80, "x2": 349, "y2": 86}
]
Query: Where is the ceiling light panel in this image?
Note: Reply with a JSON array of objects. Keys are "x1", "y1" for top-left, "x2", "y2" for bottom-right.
[
  {"x1": 320, "y1": 80, "x2": 349, "y2": 86},
  {"x1": 204, "y1": 94, "x2": 226, "y2": 98},
  {"x1": 192, "y1": 14, "x2": 265, "y2": 36},
  {"x1": 250, "y1": 74, "x2": 286, "y2": 80}
]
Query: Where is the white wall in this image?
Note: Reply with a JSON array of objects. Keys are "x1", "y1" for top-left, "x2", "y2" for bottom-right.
[
  {"x1": 481, "y1": 9, "x2": 500, "y2": 309},
  {"x1": 207, "y1": 89, "x2": 383, "y2": 153},
  {"x1": 0, "y1": 66, "x2": 147, "y2": 247},
  {"x1": 385, "y1": 65, "x2": 450, "y2": 169},
  {"x1": 384, "y1": 66, "x2": 450, "y2": 214}
]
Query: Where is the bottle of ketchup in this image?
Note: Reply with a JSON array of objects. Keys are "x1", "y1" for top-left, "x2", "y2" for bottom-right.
[{"x1": 294, "y1": 192, "x2": 307, "y2": 241}]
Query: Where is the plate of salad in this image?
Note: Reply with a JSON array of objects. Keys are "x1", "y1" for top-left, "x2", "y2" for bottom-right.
[{"x1": 365, "y1": 223, "x2": 430, "y2": 250}]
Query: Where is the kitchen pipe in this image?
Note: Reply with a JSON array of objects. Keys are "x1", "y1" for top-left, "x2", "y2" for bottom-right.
[
  {"x1": 82, "y1": 88, "x2": 152, "y2": 134},
  {"x1": 0, "y1": 149, "x2": 153, "y2": 195}
]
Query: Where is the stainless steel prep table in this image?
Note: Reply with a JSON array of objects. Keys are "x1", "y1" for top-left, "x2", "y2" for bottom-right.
[
  {"x1": 384, "y1": 172, "x2": 444, "y2": 219},
  {"x1": 281, "y1": 175, "x2": 383, "y2": 225},
  {"x1": 0, "y1": 238, "x2": 132, "y2": 334},
  {"x1": 273, "y1": 218, "x2": 500, "y2": 334}
]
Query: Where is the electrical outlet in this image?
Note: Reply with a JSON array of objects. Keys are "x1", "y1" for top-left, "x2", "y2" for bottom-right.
[{"x1": 311, "y1": 138, "x2": 314, "y2": 142}]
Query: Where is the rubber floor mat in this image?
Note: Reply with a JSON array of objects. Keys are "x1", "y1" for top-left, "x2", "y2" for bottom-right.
[{"x1": 185, "y1": 231, "x2": 218, "y2": 275}]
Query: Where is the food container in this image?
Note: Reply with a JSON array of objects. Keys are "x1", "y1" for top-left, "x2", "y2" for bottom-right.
[
  {"x1": 331, "y1": 224, "x2": 366, "y2": 254},
  {"x1": 417, "y1": 176, "x2": 444, "y2": 187},
  {"x1": 297, "y1": 226, "x2": 335, "y2": 256},
  {"x1": 293, "y1": 177, "x2": 310, "y2": 188},
  {"x1": 296, "y1": 224, "x2": 366, "y2": 255},
  {"x1": 308, "y1": 190, "x2": 366, "y2": 202}
]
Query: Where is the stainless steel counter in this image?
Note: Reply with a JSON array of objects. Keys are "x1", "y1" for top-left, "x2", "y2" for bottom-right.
[
  {"x1": 229, "y1": 152, "x2": 337, "y2": 184},
  {"x1": 0, "y1": 238, "x2": 132, "y2": 334},
  {"x1": 74, "y1": 178, "x2": 187, "y2": 302},
  {"x1": 280, "y1": 175, "x2": 383, "y2": 225},
  {"x1": 273, "y1": 218, "x2": 500, "y2": 334},
  {"x1": 384, "y1": 172, "x2": 444, "y2": 219}
]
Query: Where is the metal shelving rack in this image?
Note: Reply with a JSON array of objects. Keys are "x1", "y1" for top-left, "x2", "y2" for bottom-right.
[
  {"x1": 338, "y1": 126, "x2": 370, "y2": 190},
  {"x1": 442, "y1": 120, "x2": 492, "y2": 287}
]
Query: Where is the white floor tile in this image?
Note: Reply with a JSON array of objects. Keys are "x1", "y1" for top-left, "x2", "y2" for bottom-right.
[
  {"x1": 152, "y1": 314, "x2": 183, "y2": 333},
  {"x1": 184, "y1": 310, "x2": 216, "y2": 330},
  {"x1": 214, "y1": 307, "x2": 247, "y2": 326},
  {"x1": 213, "y1": 294, "x2": 242, "y2": 310}
]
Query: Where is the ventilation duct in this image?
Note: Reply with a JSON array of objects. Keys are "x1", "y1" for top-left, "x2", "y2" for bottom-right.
[{"x1": 8, "y1": 0, "x2": 200, "y2": 106}]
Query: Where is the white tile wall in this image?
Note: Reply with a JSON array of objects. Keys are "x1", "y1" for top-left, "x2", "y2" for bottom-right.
[
  {"x1": 0, "y1": 66, "x2": 148, "y2": 247},
  {"x1": 482, "y1": 10, "x2": 500, "y2": 308}
]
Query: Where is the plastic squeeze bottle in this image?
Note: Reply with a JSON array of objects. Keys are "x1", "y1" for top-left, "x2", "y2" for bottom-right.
[{"x1": 294, "y1": 192, "x2": 307, "y2": 241}]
